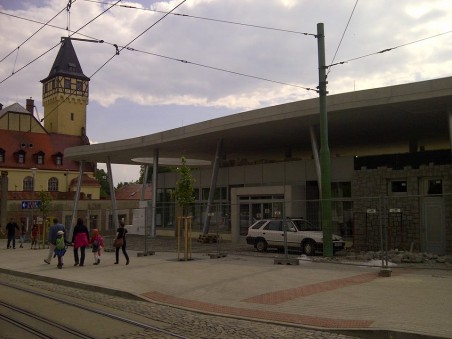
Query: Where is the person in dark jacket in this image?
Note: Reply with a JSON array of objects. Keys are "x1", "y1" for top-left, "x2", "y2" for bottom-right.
[
  {"x1": 6, "y1": 218, "x2": 19, "y2": 249},
  {"x1": 71, "y1": 218, "x2": 90, "y2": 266},
  {"x1": 44, "y1": 218, "x2": 65, "y2": 264},
  {"x1": 114, "y1": 221, "x2": 129, "y2": 265}
]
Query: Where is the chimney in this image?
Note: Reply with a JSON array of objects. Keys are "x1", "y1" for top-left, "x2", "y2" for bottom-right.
[{"x1": 26, "y1": 98, "x2": 34, "y2": 114}]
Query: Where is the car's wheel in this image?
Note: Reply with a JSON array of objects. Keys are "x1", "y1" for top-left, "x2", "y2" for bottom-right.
[
  {"x1": 255, "y1": 239, "x2": 268, "y2": 252},
  {"x1": 302, "y1": 240, "x2": 316, "y2": 256}
]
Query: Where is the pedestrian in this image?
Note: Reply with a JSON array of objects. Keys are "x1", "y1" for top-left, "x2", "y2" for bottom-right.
[
  {"x1": 44, "y1": 218, "x2": 65, "y2": 264},
  {"x1": 114, "y1": 221, "x2": 129, "y2": 265},
  {"x1": 6, "y1": 218, "x2": 19, "y2": 249},
  {"x1": 54, "y1": 230, "x2": 68, "y2": 269},
  {"x1": 31, "y1": 223, "x2": 39, "y2": 249},
  {"x1": 19, "y1": 221, "x2": 27, "y2": 248},
  {"x1": 71, "y1": 218, "x2": 89, "y2": 267},
  {"x1": 90, "y1": 228, "x2": 104, "y2": 265}
]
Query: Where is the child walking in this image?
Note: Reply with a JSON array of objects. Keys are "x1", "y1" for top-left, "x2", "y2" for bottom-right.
[
  {"x1": 54, "y1": 230, "x2": 68, "y2": 269},
  {"x1": 90, "y1": 229, "x2": 104, "y2": 265}
]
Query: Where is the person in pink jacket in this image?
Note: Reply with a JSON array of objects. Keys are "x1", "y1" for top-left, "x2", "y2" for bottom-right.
[{"x1": 71, "y1": 218, "x2": 89, "y2": 266}]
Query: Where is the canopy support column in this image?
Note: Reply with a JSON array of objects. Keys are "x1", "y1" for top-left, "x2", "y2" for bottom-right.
[
  {"x1": 69, "y1": 161, "x2": 83, "y2": 236},
  {"x1": 202, "y1": 138, "x2": 223, "y2": 235},
  {"x1": 107, "y1": 157, "x2": 119, "y2": 231}
]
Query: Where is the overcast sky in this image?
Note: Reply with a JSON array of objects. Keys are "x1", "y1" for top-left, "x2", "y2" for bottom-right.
[{"x1": 1, "y1": 0, "x2": 451, "y2": 185}]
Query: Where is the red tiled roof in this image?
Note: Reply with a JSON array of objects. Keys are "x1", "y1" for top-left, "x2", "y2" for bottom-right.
[
  {"x1": 0, "y1": 129, "x2": 93, "y2": 172},
  {"x1": 115, "y1": 183, "x2": 153, "y2": 200},
  {"x1": 69, "y1": 173, "x2": 100, "y2": 187}
]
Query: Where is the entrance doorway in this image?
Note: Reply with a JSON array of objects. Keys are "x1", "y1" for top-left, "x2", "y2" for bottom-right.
[
  {"x1": 239, "y1": 196, "x2": 284, "y2": 235},
  {"x1": 422, "y1": 179, "x2": 446, "y2": 254}
]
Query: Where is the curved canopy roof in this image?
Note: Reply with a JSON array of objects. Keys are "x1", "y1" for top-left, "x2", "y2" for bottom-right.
[{"x1": 65, "y1": 77, "x2": 452, "y2": 166}]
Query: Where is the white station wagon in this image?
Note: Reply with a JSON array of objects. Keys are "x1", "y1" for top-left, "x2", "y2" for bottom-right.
[{"x1": 245, "y1": 218, "x2": 345, "y2": 256}]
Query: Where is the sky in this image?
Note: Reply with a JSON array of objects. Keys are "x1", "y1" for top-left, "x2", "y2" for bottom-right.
[{"x1": 1, "y1": 0, "x2": 451, "y2": 185}]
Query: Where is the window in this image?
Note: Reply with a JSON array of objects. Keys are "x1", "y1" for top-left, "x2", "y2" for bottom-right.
[
  {"x1": 71, "y1": 113, "x2": 74, "y2": 121},
  {"x1": 54, "y1": 153, "x2": 63, "y2": 166},
  {"x1": 48, "y1": 177, "x2": 58, "y2": 191},
  {"x1": 76, "y1": 80, "x2": 82, "y2": 91},
  {"x1": 265, "y1": 220, "x2": 282, "y2": 231},
  {"x1": 15, "y1": 150, "x2": 25, "y2": 164},
  {"x1": 0, "y1": 149, "x2": 4, "y2": 163},
  {"x1": 23, "y1": 176, "x2": 33, "y2": 191},
  {"x1": 427, "y1": 179, "x2": 442, "y2": 195},
  {"x1": 390, "y1": 180, "x2": 407, "y2": 195},
  {"x1": 36, "y1": 152, "x2": 45, "y2": 165},
  {"x1": 64, "y1": 78, "x2": 71, "y2": 89}
]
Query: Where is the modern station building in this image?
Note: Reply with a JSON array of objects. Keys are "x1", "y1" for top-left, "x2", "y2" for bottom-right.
[{"x1": 65, "y1": 76, "x2": 452, "y2": 254}]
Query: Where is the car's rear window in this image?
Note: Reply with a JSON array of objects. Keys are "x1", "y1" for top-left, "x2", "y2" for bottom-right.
[
  {"x1": 251, "y1": 220, "x2": 267, "y2": 229},
  {"x1": 264, "y1": 220, "x2": 282, "y2": 231}
]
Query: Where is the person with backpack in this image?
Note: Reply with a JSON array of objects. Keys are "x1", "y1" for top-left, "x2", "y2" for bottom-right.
[
  {"x1": 44, "y1": 218, "x2": 65, "y2": 264},
  {"x1": 54, "y1": 230, "x2": 68, "y2": 269},
  {"x1": 90, "y1": 228, "x2": 104, "y2": 265}
]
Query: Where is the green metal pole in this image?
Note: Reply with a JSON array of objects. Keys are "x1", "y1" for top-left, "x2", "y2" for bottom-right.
[{"x1": 317, "y1": 23, "x2": 333, "y2": 257}]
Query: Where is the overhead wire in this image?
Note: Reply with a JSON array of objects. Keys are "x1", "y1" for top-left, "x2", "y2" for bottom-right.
[
  {"x1": 91, "y1": 0, "x2": 187, "y2": 77},
  {"x1": 37, "y1": 0, "x2": 186, "y2": 127},
  {"x1": 328, "y1": 29, "x2": 452, "y2": 68},
  {"x1": 81, "y1": 0, "x2": 317, "y2": 37},
  {"x1": 0, "y1": 0, "x2": 120, "y2": 86},
  {"x1": 326, "y1": 0, "x2": 358, "y2": 77},
  {"x1": 0, "y1": 2, "x2": 72, "y2": 65},
  {"x1": 0, "y1": 7, "x2": 318, "y2": 93}
]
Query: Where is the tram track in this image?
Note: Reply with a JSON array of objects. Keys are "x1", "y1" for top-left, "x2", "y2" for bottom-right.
[{"x1": 0, "y1": 280, "x2": 187, "y2": 339}]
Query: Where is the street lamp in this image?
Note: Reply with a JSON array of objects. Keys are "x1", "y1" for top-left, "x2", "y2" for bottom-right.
[{"x1": 31, "y1": 168, "x2": 37, "y2": 224}]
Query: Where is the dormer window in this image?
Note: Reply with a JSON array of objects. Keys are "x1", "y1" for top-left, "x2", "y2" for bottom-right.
[
  {"x1": 68, "y1": 62, "x2": 76, "y2": 72},
  {"x1": 15, "y1": 150, "x2": 25, "y2": 164},
  {"x1": 53, "y1": 152, "x2": 63, "y2": 166},
  {"x1": 34, "y1": 151, "x2": 45, "y2": 165}
]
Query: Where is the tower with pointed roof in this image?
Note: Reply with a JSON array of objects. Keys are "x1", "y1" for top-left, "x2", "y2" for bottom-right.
[{"x1": 40, "y1": 37, "x2": 90, "y2": 137}]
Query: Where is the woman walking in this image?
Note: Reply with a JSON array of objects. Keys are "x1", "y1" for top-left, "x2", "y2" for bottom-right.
[
  {"x1": 114, "y1": 221, "x2": 129, "y2": 265},
  {"x1": 72, "y1": 218, "x2": 89, "y2": 266}
]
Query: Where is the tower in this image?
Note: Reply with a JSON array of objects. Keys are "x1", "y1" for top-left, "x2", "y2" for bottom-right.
[{"x1": 40, "y1": 37, "x2": 90, "y2": 136}]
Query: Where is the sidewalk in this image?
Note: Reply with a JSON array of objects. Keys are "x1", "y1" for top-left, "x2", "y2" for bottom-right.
[{"x1": 0, "y1": 238, "x2": 451, "y2": 338}]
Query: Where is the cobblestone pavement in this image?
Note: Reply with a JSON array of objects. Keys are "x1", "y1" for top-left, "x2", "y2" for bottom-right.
[{"x1": 0, "y1": 272, "x2": 358, "y2": 339}]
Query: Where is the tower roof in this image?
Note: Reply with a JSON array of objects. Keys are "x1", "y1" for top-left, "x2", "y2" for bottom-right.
[{"x1": 41, "y1": 37, "x2": 90, "y2": 83}]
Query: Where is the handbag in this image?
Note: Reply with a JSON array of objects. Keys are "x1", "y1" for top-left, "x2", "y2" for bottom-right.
[{"x1": 114, "y1": 238, "x2": 124, "y2": 248}]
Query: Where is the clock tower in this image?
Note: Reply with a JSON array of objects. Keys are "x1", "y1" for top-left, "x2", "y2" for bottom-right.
[{"x1": 40, "y1": 37, "x2": 90, "y2": 136}]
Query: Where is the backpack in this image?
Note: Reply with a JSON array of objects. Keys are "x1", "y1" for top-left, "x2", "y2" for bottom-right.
[{"x1": 55, "y1": 237, "x2": 65, "y2": 250}]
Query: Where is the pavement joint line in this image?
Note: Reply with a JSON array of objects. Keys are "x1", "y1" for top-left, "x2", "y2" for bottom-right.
[{"x1": 141, "y1": 291, "x2": 374, "y2": 329}]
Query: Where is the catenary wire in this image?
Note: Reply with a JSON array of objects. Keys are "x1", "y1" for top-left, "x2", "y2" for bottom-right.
[
  {"x1": 0, "y1": 0, "x2": 121, "y2": 86},
  {"x1": 36, "y1": 0, "x2": 185, "y2": 126},
  {"x1": 328, "y1": 29, "x2": 452, "y2": 68},
  {"x1": 0, "y1": 10, "x2": 317, "y2": 93},
  {"x1": 0, "y1": 3, "x2": 72, "y2": 64},
  {"x1": 81, "y1": 0, "x2": 317, "y2": 37},
  {"x1": 90, "y1": 0, "x2": 187, "y2": 77},
  {"x1": 327, "y1": 0, "x2": 358, "y2": 77}
]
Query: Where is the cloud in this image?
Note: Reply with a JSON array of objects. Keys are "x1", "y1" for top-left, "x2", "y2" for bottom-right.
[{"x1": 1, "y1": 0, "x2": 451, "y2": 183}]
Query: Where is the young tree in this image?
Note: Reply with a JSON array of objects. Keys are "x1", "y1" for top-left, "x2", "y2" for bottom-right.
[
  {"x1": 94, "y1": 169, "x2": 110, "y2": 198},
  {"x1": 174, "y1": 157, "x2": 195, "y2": 216}
]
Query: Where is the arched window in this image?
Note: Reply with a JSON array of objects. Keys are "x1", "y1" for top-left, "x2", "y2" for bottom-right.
[
  {"x1": 48, "y1": 177, "x2": 59, "y2": 192},
  {"x1": 23, "y1": 176, "x2": 34, "y2": 191}
]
